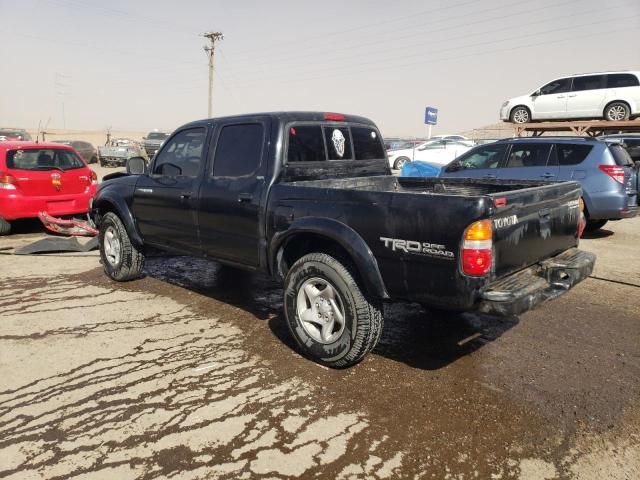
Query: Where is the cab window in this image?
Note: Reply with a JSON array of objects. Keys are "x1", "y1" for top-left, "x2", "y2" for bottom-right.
[
  {"x1": 153, "y1": 128, "x2": 205, "y2": 177},
  {"x1": 212, "y1": 123, "x2": 264, "y2": 177}
]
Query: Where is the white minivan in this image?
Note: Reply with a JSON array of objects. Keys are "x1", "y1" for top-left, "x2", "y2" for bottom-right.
[{"x1": 500, "y1": 71, "x2": 640, "y2": 123}]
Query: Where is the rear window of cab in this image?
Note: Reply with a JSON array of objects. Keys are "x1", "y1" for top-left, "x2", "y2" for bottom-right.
[
  {"x1": 6, "y1": 148, "x2": 86, "y2": 171},
  {"x1": 287, "y1": 124, "x2": 385, "y2": 163}
]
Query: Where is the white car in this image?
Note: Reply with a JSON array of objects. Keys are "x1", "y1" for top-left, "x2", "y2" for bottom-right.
[
  {"x1": 500, "y1": 71, "x2": 640, "y2": 123},
  {"x1": 387, "y1": 138, "x2": 473, "y2": 170}
]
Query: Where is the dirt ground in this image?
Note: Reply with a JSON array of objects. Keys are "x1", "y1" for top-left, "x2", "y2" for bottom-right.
[{"x1": 0, "y1": 176, "x2": 638, "y2": 479}]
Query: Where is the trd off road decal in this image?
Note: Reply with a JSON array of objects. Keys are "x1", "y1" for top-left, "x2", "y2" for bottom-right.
[
  {"x1": 331, "y1": 129, "x2": 345, "y2": 158},
  {"x1": 380, "y1": 237, "x2": 454, "y2": 259}
]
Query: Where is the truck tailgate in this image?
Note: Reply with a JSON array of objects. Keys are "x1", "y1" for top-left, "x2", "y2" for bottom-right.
[{"x1": 489, "y1": 181, "x2": 582, "y2": 279}]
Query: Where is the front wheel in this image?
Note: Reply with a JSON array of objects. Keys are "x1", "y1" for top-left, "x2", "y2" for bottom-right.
[
  {"x1": 510, "y1": 106, "x2": 530, "y2": 123},
  {"x1": 99, "y1": 212, "x2": 145, "y2": 281},
  {"x1": 394, "y1": 156, "x2": 410, "y2": 170},
  {"x1": 283, "y1": 253, "x2": 383, "y2": 368},
  {"x1": 604, "y1": 102, "x2": 630, "y2": 121}
]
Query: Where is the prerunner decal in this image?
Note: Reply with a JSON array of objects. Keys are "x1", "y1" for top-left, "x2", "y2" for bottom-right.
[{"x1": 331, "y1": 129, "x2": 345, "y2": 158}]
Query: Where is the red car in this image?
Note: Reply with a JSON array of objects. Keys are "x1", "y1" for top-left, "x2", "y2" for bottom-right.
[{"x1": 0, "y1": 142, "x2": 97, "y2": 235}]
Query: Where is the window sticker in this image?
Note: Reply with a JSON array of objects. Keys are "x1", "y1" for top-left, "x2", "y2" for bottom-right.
[{"x1": 331, "y1": 129, "x2": 345, "y2": 158}]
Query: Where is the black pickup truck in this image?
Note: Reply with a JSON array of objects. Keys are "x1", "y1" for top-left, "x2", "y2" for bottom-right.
[{"x1": 92, "y1": 112, "x2": 595, "y2": 368}]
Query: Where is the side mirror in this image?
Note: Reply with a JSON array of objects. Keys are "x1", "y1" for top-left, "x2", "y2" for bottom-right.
[
  {"x1": 126, "y1": 156, "x2": 148, "y2": 175},
  {"x1": 531, "y1": 89, "x2": 541, "y2": 97}
]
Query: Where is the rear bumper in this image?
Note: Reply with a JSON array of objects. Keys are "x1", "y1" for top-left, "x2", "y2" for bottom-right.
[
  {"x1": 477, "y1": 248, "x2": 595, "y2": 317},
  {"x1": 0, "y1": 189, "x2": 95, "y2": 221}
]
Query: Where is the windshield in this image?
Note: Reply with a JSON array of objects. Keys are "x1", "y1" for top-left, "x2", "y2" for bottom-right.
[
  {"x1": 0, "y1": 130, "x2": 31, "y2": 141},
  {"x1": 6, "y1": 148, "x2": 86, "y2": 171},
  {"x1": 148, "y1": 132, "x2": 169, "y2": 140}
]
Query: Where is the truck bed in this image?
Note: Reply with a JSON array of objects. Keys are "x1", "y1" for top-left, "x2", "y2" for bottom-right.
[{"x1": 272, "y1": 175, "x2": 583, "y2": 309}]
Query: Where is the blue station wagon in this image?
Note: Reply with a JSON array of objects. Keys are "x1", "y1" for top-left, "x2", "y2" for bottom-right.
[{"x1": 439, "y1": 137, "x2": 639, "y2": 231}]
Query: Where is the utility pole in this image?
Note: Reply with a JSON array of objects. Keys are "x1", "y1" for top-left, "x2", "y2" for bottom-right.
[{"x1": 202, "y1": 31, "x2": 224, "y2": 118}]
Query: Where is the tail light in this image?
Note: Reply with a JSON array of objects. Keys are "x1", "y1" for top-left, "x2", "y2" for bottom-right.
[
  {"x1": 0, "y1": 172, "x2": 17, "y2": 190},
  {"x1": 324, "y1": 113, "x2": 345, "y2": 121},
  {"x1": 462, "y1": 219, "x2": 493, "y2": 276},
  {"x1": 598, "y1": 165, "x2": 625, "y2": 184},
  {"x1": 89, "y1": 170, "x2": 98, "y2": 185}
]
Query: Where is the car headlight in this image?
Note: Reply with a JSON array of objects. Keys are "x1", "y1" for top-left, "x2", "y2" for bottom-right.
[{"x1": 502, "y1": 101, "x2": 509, "y2": 107}]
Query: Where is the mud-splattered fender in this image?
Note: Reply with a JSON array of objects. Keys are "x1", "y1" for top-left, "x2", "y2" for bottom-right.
[
  {"x1": 270, "y1": 217, "x2": 390, "y2": 299},
  {"x1": 92, "y1": 183, "x2": 143, "y2": 249}
]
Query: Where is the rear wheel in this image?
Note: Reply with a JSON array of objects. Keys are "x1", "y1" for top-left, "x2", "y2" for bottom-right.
[
  {"x1": 0, "y1": 217, "x2": 11, "y2": 236},
  {"x1": 283, "y1": 252, "x2": 383, "y2": 368},
  {"x1": 584, "y1": 219, "x2": 608, "y2": 232},
  {"x1": 394, "y1": 156, "x2": 410, "y2": 170},
  {"x1": 510, "y1": 106, "x2": 530, "y2": 123},
  {"x1": 90, "y1": 155, "x2": 98, "y2": 164},
  {"x1": 99, "y1": 212, "x2": 145, "y2": 281},
  {"x1": 604, "y1": 102, "x2": 630, "y2": 121}
]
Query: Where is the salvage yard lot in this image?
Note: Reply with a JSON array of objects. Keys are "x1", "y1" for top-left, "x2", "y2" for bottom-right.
[{"x1": 0, "y1": 198, "x2": 638, "y2": 479}]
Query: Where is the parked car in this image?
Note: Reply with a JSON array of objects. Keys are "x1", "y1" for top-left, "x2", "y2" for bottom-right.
[
  {"x1": 91, "y1": 111, "x2": 594, "y2": 368},
  {"x1": 500, "y1": 71, "x2": 640, "y2": 123},
  {"x1": 430, "y1": 134, "x2": 475, "y2": 146},
  {"x1": 142, "y1": 131, "x2": 170, "y2": 158},
  {"x1": 387, "y1": 138, "x2": 473, "y2": 170},
  {"x1": 98, "y1": 138, "x2": 148, "y2": 167},
  {"x1": 0, "y1": 129, "x2": 32, "y2": 142},
  {"x1": 0, "y1": 142, "x2": 97, "y2": 235},
  {"x1": 440, "y1": 137, "x2": 638, "y2": 231},
  {"x1": 599, "y1": 134, "x2": 640, "y2": 163},
  {"x1": 52, "y1": 140, "x2": 98, "y2": 164},
  {"x1": 384, "y1": 138, "x2": 426, "y2": 151}
]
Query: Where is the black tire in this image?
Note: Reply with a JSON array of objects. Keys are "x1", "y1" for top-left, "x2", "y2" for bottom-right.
[
  {"x1": 394, "y1": 156, "x2": 410, "y2": 170},
  {"x1": 90, "y1": 156, "x2": 98, "y2": 164},
  {"x1": 98, "y1": 212, "x2": 145, "y2": 281},
  {"x1": 584, "y1": 219, "x2": 608, "y2": 232},
  {"x1": 99, "y1": 158, "x2": 106, "y2": 167},
  {"x1": 283, "y1": 253, "x2": 383, "y2": 368},
  {"x1": 509, "y1": 106, "x2": 531, "y2": 124},
  {"x1": 0, "y1": 217, "x2": 11, "y2": 236},
  {"x1": 604, "y1": 102, "x2": 630, "y2": 121}
]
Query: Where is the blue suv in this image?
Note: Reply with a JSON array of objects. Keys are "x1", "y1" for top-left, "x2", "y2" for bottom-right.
[{"x1": 440, "y1": 137, "x2": 639, "y2": 231}]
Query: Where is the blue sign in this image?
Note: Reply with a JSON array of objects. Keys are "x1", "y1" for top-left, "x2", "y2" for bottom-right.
[{"x1": 425, "y1": 106, "x2": 438, "y2": 125}]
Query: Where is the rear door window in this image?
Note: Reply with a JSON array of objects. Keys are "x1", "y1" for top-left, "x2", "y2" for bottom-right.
[
  {"x1": 553, "y1": 144, "x2": 593, "y2": 166},
  {"x1": 609, "y1": 144, "x2": 634, "y2": 166},
  {"x1": 504, "y1": 144, "x2": 552, "y2": 168},
  {"x1": 351, "y1": 126, "x2": 385, "y2": 160},
  {"x1": 571, "y1": 75, "x2": 606, "y2": 91},
  {"x1": 288, "y1": 126, "x2": 326, "y2": 162},
  {"x1": 607, "y1": 74, "x2": 640, "y2": 88},
  {"x1": 324, "y1": 126, "x2": 353, "y2": 160},
  {"x1": 212, "y1": 123, "x2": 264, "y2": 177}
]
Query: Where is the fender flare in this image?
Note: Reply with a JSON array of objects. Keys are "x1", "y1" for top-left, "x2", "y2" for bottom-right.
[
  {"x1": 270, "y1": 217, "x2": 389, "y2": 299},
  {"x1": 93, "y1": 193, "x2": 144, "y2": 248}
]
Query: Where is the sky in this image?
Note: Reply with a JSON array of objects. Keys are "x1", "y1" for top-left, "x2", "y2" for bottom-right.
[{"x1": 0, "y1": 0, "x2": 639, "y2": 137}]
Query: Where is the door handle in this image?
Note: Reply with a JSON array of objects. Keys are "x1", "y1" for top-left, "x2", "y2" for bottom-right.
[
  {"x1": 483, "y1": 174, "x2": 497, "y2": 179},
  {"x1": 568, "y1": 94, "x2": 577, "y2": 97},
  {"x1": 238, "y1": 193, "x2": 253, "y2": 203},
  {"x1": 541, "y1": 173, "x2": 556, "y2": 178},
  {"x1": 557, "y1": 95, "x2": 565, "y2": 98},
  {"x1": 180, "y1": 192, "x2": 192, "y2": 200}
]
